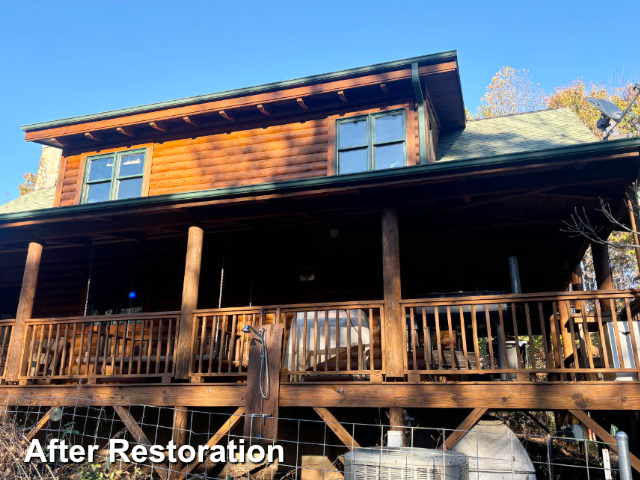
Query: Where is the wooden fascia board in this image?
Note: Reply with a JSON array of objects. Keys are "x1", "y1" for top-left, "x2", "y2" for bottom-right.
[{"x1": 24, "y1": 62, "x2": 458, "y2": 143}]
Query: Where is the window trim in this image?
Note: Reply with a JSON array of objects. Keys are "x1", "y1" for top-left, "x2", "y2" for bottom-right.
[
  {"x1": 335, "y1": 109, "x2": 407, "y2": 174},
  {"x1": 80, "y1": 148, "x2": 148, "y2": 204}
]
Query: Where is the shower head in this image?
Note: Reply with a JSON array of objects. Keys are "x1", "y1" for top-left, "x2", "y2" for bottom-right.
[{"x1": 242, "y1": 324, "x2": 262, "y2": 336}]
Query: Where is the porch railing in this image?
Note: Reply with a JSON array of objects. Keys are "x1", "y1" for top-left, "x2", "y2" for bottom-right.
[
  {"x1": 277, "y1": 301, "x2": 384, "y2": 381},
  {"x1": 190, "y1": 307, "x2": 264, "y2": 379},
  {"x1": 401, "y1": 290, "x2": 640, "y2": 381},
  {"x1": 20, "y1": 313, "x2": 179, "y2": 382},
  {"x1": 0, "y1": 320, "x2": 14, "y2": 380}
]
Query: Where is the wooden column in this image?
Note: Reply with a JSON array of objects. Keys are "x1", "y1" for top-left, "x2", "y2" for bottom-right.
[
  {"x1": 381, "y1": 208, "x2": 404, "y2": 379},
  {"x1": 626, "y1": 186, "x2": 640, "y2": 271},
  {"x1": 5, "y1": 242, "x2": 43, "y2": 383},
  {"x1": 592, "y1": 243, "x2": 614, "y2": 291},
  {"x1": 170, "y1": 407, "x2": 189, "y2": 479},
  {"x1": 382, "y1": 208, "x2": 406, "y2": 444},
  {"x1": 389, "y1": 407, "x2": 406, "y2": 446},
  {"x1": 174, "y1": 226, "x2": 204, "y2": 380}
]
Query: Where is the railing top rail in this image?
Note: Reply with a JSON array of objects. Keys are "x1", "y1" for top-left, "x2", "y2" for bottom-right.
[
  {"x1": 192, "y1": 306, "x2": 266, "y2": 315},
  {"x1": 26, "y1": 311, "x2": 180, "y2": 325},
  {"x1": 399, "y1": 289, "x2": 640, "y2": 306},
  {"x1": 0, "y1": 319, "x2": 15, "y2": 325},
  {"x1": 265, "y1": 300, "x2": 384, "y2": 311}
]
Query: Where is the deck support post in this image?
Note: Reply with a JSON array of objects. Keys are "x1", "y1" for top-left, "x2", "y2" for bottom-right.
[
  {"x1": 5, "y1": 242, "x2": 43, "y2": 383},
  {"x1": 175, "y1": 226, "x2": 204, "y2": 380},
  {"x1": 625, "y1": 184, "x2": 640, "y2": 271},
  {"x1": 382, "y1": 208, "x2": 406, "y2": 444},
  {"x1": 170, "y1": 407, "x2": 189, "y2": 478}
]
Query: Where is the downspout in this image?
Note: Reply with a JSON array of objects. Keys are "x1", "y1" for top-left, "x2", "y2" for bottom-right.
[{"x1": 411, "y1": 63, "x2": 428, "y2": 165}]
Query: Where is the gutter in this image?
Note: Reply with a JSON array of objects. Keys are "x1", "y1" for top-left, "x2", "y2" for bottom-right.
[
  {"x1": 22, "y1": 51, "x2": 458, "y2": 133},
  {"x1": 1, "y1": 136, "x2": 639, "y2": 225}
]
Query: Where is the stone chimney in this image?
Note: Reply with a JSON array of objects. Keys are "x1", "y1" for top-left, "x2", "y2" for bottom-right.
[{"x1": 34, "y1": 146, "x2": 62, "y2": 190}]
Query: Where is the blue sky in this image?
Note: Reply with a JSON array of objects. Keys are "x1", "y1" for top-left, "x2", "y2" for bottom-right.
[{"x1": 1, "y1": 0, "x2": 638, "y2": 202}]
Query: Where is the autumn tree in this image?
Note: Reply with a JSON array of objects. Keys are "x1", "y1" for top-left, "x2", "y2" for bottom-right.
[
  {"x1": 474, "y1": 67, "x2": 545, "y2": 119},
  {"x1": 18, "y1": 172, "x2": 36, "y2": 196}
]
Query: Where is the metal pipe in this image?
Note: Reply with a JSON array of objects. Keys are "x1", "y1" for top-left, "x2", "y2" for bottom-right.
[
  {"x1": 411, "y1": 63, "x2": 428, "y2": 164},
  {"x1": 617, "y1": 431, "x2": 632, "y2": 480},
  {"x1": 508, "y1": 256, "x2": 522, "y2": 294}
]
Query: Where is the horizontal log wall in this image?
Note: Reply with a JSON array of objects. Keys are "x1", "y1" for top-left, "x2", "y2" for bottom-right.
[{"x1": 57, "y1": 101, "x2": 417, "y2": 206}]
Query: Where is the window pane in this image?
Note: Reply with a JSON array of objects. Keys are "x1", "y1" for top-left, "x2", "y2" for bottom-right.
[
  {"x1": 119, "y1": 153, "x2": 145, "y2": 177},
  {"x1": 339, "y1": 148, "x2": 368, "y2": 174},
  {"x1": 375, "y1": 143, "x2": 404, "y2": 170},
  {"x1": 374, "y1": 114, "x2": 404, "y2": 144},
  {"x1": 117, "y1": 177, "x2": 143, "y2": 200},
  {"x1": 86, "y1": 182, "x2": 111, "y2": 203},
  {"x1": 338, "y1": 119, "x2": 367, "y2": 148},
  {"x1": 88, "y1": 157, "x2": 114, "y2": 182}
]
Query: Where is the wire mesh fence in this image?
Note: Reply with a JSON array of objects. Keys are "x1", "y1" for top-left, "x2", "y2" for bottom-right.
[{"x1": 0, "y1": 395, "x2": 627, "y2": 480}]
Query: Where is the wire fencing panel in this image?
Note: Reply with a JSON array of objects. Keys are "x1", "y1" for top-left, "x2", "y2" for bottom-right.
[{"x1": 0, "y1": 395, "x2": 625, "y2": 480}]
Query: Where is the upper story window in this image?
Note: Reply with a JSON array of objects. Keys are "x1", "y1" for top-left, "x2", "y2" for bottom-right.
[
  {"x1": 81, "y1": 149, "x2": 146, "y2": 203},
  {"x1": 337, "y1": 110, "x2": 406, "y2": 174}
]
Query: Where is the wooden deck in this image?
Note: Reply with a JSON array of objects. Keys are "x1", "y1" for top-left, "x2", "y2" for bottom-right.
[{"x1": 3, "y1": 291, "x2": 640, "y2": 387}]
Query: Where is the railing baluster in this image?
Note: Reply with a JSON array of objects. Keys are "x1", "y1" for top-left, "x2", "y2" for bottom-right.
[
  {"x1": 120, "y1": 321, "x2": 129, "y2": 375},
  {"x1": 228, "y1": 314, "x2": 238, "y2": 373},
  {"x1": 302, "y1": 311, "x2": 308, "y2": 373},
  {"x1": 537, "y1": 303, "x2": 550, "y2": 369},
  {"x1": 128, "y1": 320, "x2": 135, "y2": 374},
  {"x1": 136, "y1": 321, "x2": 144, "y2": 375},
  {"x1": 471, "y1": 305, "x2": 481, "y2": 371},
  {"x1": 510, "y1": 303, "x2": 523, "y2": 369},
  {"x1": 458, "y1": 306, "x2": 469, "y2": 370},
  {"x1": 594, "y1": 300, "x2": 610, "y2": 368},
  {"x1": 498, "y1": 305, "x2": 508, "y2": 371},
  {"x1": 146, "y1": 320, "x2": 155, "y2": 374},
  {"x1": 551, "y1": 302, "x2": 565, "y2": 372},
  {"x1": 58, "y1": 324, "x2": 69, "y2": 376},
  {"x1": 208, "y1": 316, "x2": 216, "y2": 374},
  {"x1": 434, "y1": 307, "x2": 443, "y2": 370},
  {"x1": 566, "y1": 301, "x2": 581, "y2": 369},
  {"x1": 580, "y1": 304, "x2": 595, "y2": 371},
  {"x1": 409, "y1": 307, "x2": 417, "y2": 371},
  {"x1": 218, "y1": 315, "x2": 228, "y2": 374},
  {"x1": 165, "y1": 318, "x2": 173, "y2": 374},
  {"x1": 156, "y1": 319, "x2": 163, "y2": 374},
  {"x1": 334, "y1": 310, "x2": 340, "y2": 372},
  {"x1": 198, "y1": 316, "x2": 206, "y2": 374},
  {"x1": 446, "y1": 306, "x2": 455, "y2": 370},
  {"x1": 484, "y1": 305, "x2": 495, "y2": 370},
  {"x1": 336, "y1": 311, "x2": 342, "y2": 372},
  {"x1": 422, "y1": 307, "x2": 430, "y2": 370},
  {"x1": 524, "y1": 303, "x2": 535, "y2": 369},
  {"x1": 624, "y1": 298, "x2": 640, "y2": 369},
  {"x1": 324, "y1": 310, "x2": 329, "y2": 372},
  {"x1": 357, "y1": 309, "x2": 363, "y2": 371}
]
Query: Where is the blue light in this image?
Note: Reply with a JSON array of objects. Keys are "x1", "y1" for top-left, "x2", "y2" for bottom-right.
[{"x1": 128, "y1": 290, "x2": 137, "y2": 299}]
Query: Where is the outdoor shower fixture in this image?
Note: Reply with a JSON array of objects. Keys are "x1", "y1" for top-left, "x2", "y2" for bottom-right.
[{"x1": 242, "y1": 324, "x2": 270, "y2": 400}]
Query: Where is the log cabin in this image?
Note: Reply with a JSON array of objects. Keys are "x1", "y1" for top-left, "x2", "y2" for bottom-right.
[{"x1": 2, "y1": 50, "x2": 640, "y2": 471}]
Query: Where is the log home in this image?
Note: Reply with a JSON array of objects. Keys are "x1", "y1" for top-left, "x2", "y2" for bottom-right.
[{"x1": 2, "y1": 50, "x2": 640, "y2": 469}]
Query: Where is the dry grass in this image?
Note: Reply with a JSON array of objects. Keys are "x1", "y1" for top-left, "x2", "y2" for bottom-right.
[{"x1": 0, "y1": 416, "x2": 58, "y2": 480}]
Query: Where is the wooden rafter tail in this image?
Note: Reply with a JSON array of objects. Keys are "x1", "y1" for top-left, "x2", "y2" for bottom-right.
[
  {"x1": 380, "y1": 83, "x2": 389, "y2": 95},
  {"x1": 338, "y1": 90, "x2": 348, "y2": 103},
  {"x1": 114, "y1": 405, "x2": 170, "y2": 480},
  {"x1": 182, "y1": 115, "x2": 200, "y2": 127},
  {"x1": 26, "y1": 407, "x2": 53, "y2": 441},
  {"x1": 116, "y1": 126, "x2": 135, "y2": 137},
  {"x1": 444, "y1": 407, "x2": 488, "y2": 449},
  {"x1": 313, "y1": 407, "x2": 360, "y2": 465},
  {"x1": 179, "y1": 406, "x2": 245, "y2": 479},
  {"x1": 84, "y1": 132, "x2": 103, "y2": 142},
  {"x1": 149, "y1": 121, "x2": 169, "y2": 132},
  {"x1": 52, "y1": 137, "x2": 69, "y2": 147},
  {"x1": 296, "y1": 97, "x2": 309, "y2": 110},
  {"x1": 257, "y1": 104, "x2": 271, "y2": 116},
  {"x1": 569, "y1": 409, "x2": 640, "y2": 474},
  {"x1": 219, "y1": 110, "x2": 234, "y2": 122}
]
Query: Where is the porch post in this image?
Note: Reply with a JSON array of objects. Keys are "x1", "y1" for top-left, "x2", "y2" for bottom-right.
[
  {"x1": 625, "y1": 184, "x2": 640, "y2": 271},
  {"x1": 382, "y1": 208, "x2": 404, "y2": 379},
  {"x1": 174, "y1": 226, "x2": 204, "y2": 380},
  {"x1": 5, "y1": 242, "x2": 43, "y2": 383},
  {"x1": 592, "y1": 243, "x2": 614, "y2": 291}
]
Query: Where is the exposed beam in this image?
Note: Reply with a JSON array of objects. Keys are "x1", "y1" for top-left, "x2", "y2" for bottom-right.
[
  {"x1": 52, "y1": 137, "x2": 70, "y2": 147},
  {"x1": 380, "y1": 83, "x2": 389, "y2": 95},
  {"x1": 182, "y1": 116, "x2": 200, "y2": 127},
  {"x1": 219, "y1": 110, "x2": 234, "y2": 122},
  {"x1": 296, "y1": 97, "x2": 309, "y2": 110},
  {"x1": 337, "y1": 90, "x2": 348, "y2": 103},
  {"x1": 114, "y1": 405, "x2": 170, "y2": 480},
  {"x1": 313, "y1": 407, "x2": 361, "y2": 464},
  {"x1": 84, "y1": 132, "x2": 103, "y2": 142},
  {"x1": 2, "y1": 382, "x2": 640, "y2": 409},
  {"x1": 116, "y1": 126, "x2": 135, "y2": 137},
  {"x1": 569, "y1": 409, "x2": 640, "y2": 474},
  {"x1": 257, "y1": 104, "x2": 271, "y2": 116},
  {"x1": 150, "y1": 121, "x2": 169, "y2": 132},
  {"x1": 179, "y1": 407, "x2": 245, "y2": 479},
  {"x1": 444, "y1": 408, "x2": 488, "y2": 449}
]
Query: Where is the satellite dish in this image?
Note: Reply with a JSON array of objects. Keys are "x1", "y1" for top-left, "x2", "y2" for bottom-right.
[
  {"x1": 50, "y1": 407, "x2": 63, "y2": 422},
  {"x1": 585, "y1": 97, "x2": 623, "y2": 122}
]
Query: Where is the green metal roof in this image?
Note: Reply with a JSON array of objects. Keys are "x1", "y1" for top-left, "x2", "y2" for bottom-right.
[
  {"x1": 0, "y1": 188, "x2": 56, "y2": 215},
  {"x1": 437, "y1": 108, "x2": 598, "y2": 162},
  {"x1": 1, "y1": 136, "x2": 638, "y2": 224},
  {"x1": 22, "y1": 51, "x2": 458, "y2": 133}
]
